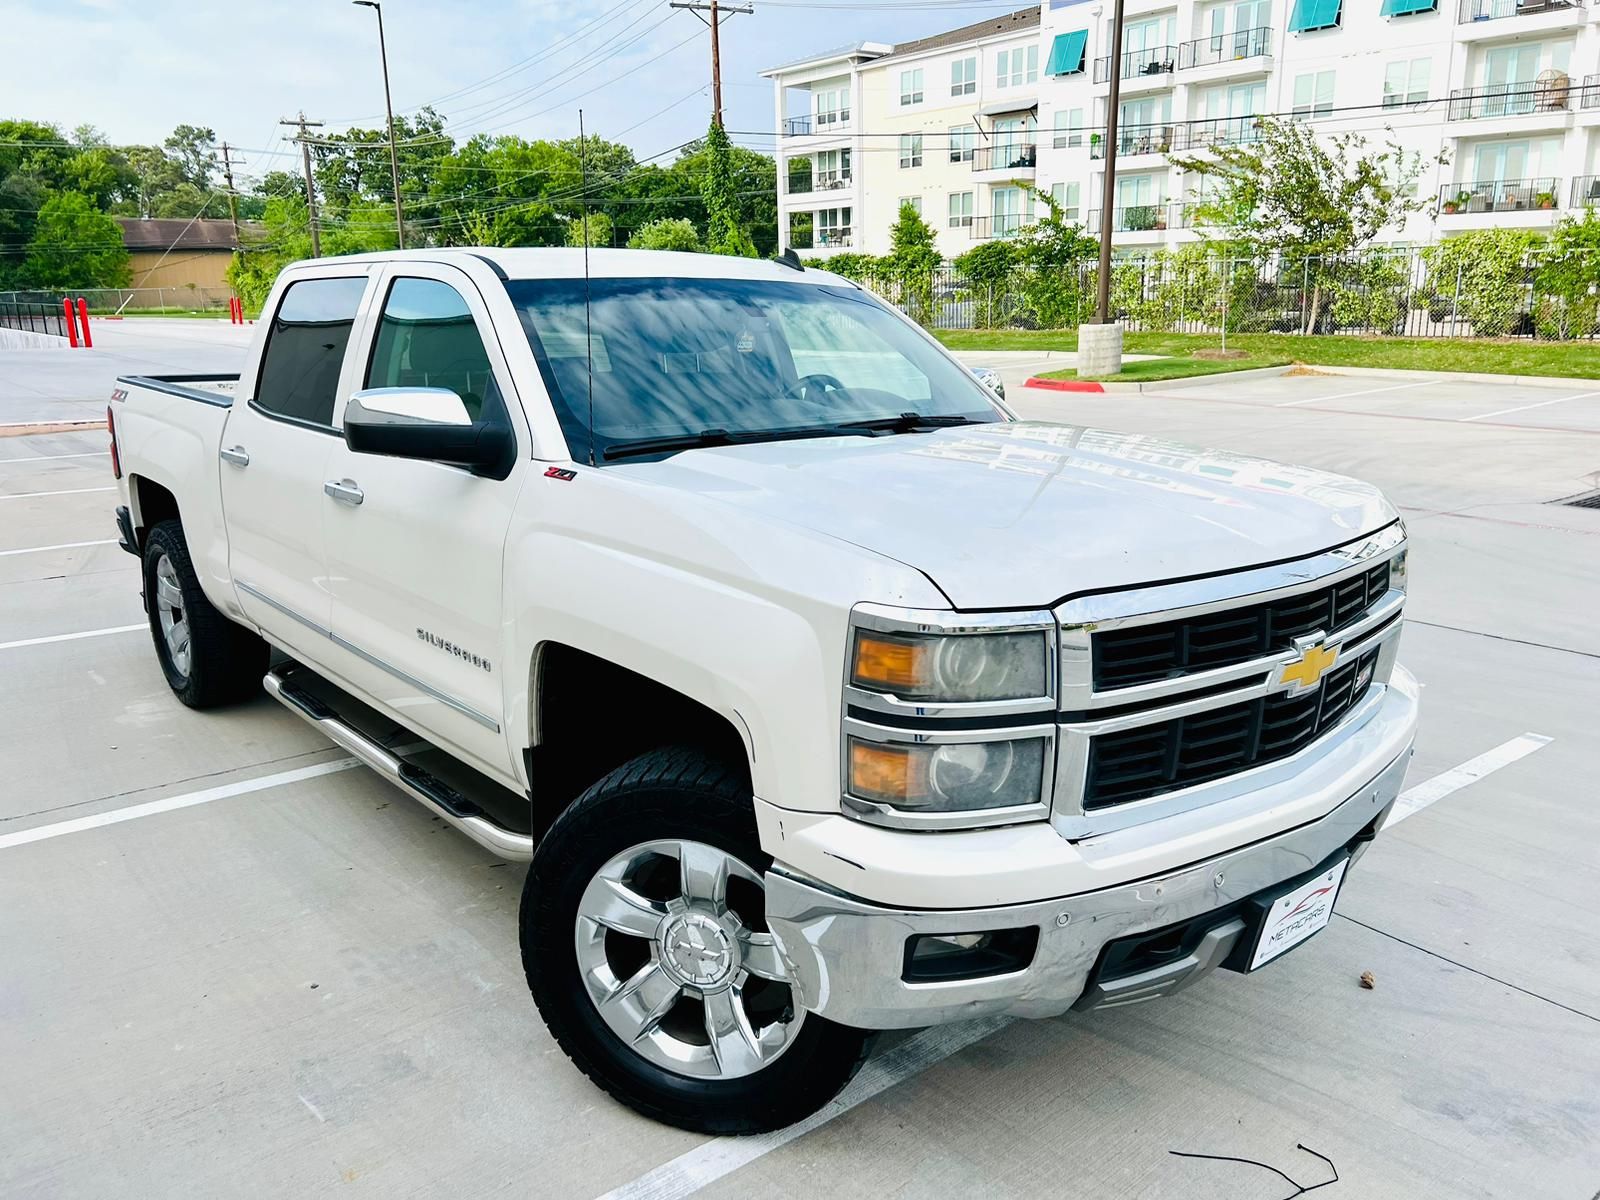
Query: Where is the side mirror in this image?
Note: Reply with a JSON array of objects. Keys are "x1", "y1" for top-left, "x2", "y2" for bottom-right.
[
  {"x1": 969, "y1": 365, "x2": 1006, "y2": 400},
  {"x1": 343, "y1": 387, "x2": 515, "y2": 478}
]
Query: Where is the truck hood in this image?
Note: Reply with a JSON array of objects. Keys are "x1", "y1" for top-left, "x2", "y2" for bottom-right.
[{"x1": 616, "y1": 421, "x2": 1397, "y2": 609}]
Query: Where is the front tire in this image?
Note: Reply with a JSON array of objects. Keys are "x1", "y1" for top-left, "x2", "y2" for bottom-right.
[
  {"x1": 142, "y1": 519, "x2": 268, "y2": 708},
  {"x1": 521, "y1": 747, "x2": 872, "y2": 1133}
]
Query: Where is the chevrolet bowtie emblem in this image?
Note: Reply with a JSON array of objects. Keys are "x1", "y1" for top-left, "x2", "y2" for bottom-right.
[{"x1": 1279, "y1": 636, "x2": 1339, "y2": 692}]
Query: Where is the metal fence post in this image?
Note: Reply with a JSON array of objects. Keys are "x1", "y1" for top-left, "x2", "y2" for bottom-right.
[
  {"x1": 1450, "y1": 259, "x2": 1463, "y2": 338},
  {"x1": 1221, "y1": 256, "x2": 1230, "y2": 353}
]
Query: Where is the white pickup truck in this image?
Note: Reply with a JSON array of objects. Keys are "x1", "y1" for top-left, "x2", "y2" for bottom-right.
[{"x1": 109, "y1": 248, "x2": 1417, "y2": 1133}]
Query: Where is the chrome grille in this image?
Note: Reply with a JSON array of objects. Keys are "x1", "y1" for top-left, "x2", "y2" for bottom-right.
[
  {"x1": 1083, "y1": 647, "x2": 1380, "y2": 809},
  {"x1": 1092, "y1": 561, "x2": 1392, "y2": 690}
]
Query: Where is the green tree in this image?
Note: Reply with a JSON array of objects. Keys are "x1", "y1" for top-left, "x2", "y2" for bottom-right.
[
  {"x1": 1421, "y1": 228, "x2": 1543, "y2": 337},
  {"x1": 566, "y1": 211, "x2": 614, "y2": 247},
  {"x1": 1534, "y1": 209, "x2": 1600, "y2": 339},
  {"x1": 1010, "y1": 185, "x2": 1097, "y2": 327},
  {"x1": 627, "y1": 217, "x2": 701, "y2": 251},
  {"x1": 1171, "y1": 117, "x2": 1438, "y2": 333},
  {"x1": 700, "y1": 121, "x2": 756, "y2": 257},
  {"x1": 19, "y1": 191, "x2": 130, "y2": 288}
]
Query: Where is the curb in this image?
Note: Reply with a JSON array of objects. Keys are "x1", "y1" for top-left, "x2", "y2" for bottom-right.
[
  {"x1": 1294, "y1": 364, "x2": 1600, "y2": 392},
  {"x1": 1023, "y1": 364, "x2": 1294, "y2": 394}
]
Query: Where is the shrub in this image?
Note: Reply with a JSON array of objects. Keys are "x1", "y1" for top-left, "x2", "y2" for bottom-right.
[{"x1": 627, "y1": 217, "x2": 701, "y2": 252}]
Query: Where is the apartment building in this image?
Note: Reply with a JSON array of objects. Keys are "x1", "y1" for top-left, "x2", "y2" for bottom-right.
[{"x1": 763, "y1": 0, "x2": 1600, "y2": 258}]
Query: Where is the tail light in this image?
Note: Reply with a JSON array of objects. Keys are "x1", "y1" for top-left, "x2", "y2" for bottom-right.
[{"x1": 107, "y1": 402, "x2": 121, "y2": 479}]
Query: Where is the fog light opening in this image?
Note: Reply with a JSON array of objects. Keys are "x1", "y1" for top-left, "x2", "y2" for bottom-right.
[{"x1": 902, "y1": 927, "x2": 1039, "y2": 983}]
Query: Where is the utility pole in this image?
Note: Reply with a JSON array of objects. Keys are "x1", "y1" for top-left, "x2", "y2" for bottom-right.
[
  {"x1": 1080, "y1": 0, "x2": 1127, "y2": 378},
  {"x1": 353, "y1": 0, "x2": 406, "y2": 248},
  {"x1": 281, "y1": 113, "x2": 325, "y2": 258},
  {"x1": 669, "y1": 0, "x2": 752, "y2": 127},
  {"x1": 219, "y1": 141, "x2": 242, "y2": 259}
]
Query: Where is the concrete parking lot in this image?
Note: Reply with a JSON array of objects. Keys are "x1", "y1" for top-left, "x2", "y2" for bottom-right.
[{"x1": 2, "y1": 333, "x2": 1598, "y2": 1198}]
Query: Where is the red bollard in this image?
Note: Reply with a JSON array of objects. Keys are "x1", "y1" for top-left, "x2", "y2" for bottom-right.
[
  {"x1": 63, "y1": 298, "x2": 79, "y2": 348},
  {"x1": 234, "y1": 297, "x2": 242, "y2": 324},
  {"x1": 77, "y1": 298, "x2": 92, "y2": 348}
]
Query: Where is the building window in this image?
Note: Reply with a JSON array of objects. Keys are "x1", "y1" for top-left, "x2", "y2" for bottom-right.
[
  {"x1": 900, "y1": 68, "x2": 924, "y2": 107},
  {"x1": 996, "y1": 45, "x2": 1039, "y2": 88},
  {"x1": 1045, "y1": 30, "x2": 1089, "y2": 77},
  {"x1": 1291, "y1": 70, "x2": 1335, "y2": 120},
  {"x1": 815, "y1": 147, "x2": 850, "y2": 187},
  {"x1": 899, "y1": 196, "x2": 923, "y2": 216},
  {"x1": 817, "y1": 206, "x2": 852, "y2": 247},
  {"x1": 992, "y1": 186, "x2": 1030, "y2": 237},
  {"x1": 1383, "y1": 58, "x2": 1430, "y2": 108},
  {"x1": 815, "y1": 86, "x2": 849, "y2": 128},
  {"x1": 947, "y1": 191, "x2": 974, "y2": 229},
  {"x1": 899, "y1": 133, "x2": 923, "y2": 169},
  {"x1": 1379, "y1": 0, "x2": 1435, "y2": 14},
  {"x1": 948, "y1": 125, "x2": 976, "y2": 163},
  {"x1": 951, "y1": 56, "x2": 976, "y2": 96},
  {"x1": 1050, "y1": 182, "x2": 1081, "y2": 221},
  {"x1": 1052, "y1": 107, "x2": 1085, "y2": 149},
  {"x1": 1288, "y1": 0, "x2": 1342, "y2": 32}
]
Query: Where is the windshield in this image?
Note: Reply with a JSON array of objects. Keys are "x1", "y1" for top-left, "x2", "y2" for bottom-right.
[{"x1": 505, "y1": 276, "x2": 1004, "y2": 462}]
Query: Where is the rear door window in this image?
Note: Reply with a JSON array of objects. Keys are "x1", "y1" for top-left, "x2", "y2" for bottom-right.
[
  {"x1": 365, "y1": 277, "x2": 503, "y2": 422},
  {"x1": 254, "y1": 276, "x2": 368, "y2": 430}
]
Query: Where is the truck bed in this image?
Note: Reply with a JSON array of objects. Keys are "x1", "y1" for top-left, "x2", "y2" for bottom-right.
[{"x1": 115, "y1": 373, "x2": 240, "y2": 407}]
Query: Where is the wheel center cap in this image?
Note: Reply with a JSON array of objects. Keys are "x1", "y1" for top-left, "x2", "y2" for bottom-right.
[{"x1": 659, "y1": 911, "x2": 737, "y2": 989}]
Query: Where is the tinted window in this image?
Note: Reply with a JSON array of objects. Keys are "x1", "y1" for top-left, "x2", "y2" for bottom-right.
[
  {"x1": 254, "y1": 277, "x2": 367, "y2": 428},
  {"x1": 507, "y1": 277, "x2": 999, "y2": 462},
  {"x1": 366, "y1": 277, "x2": 500, "y2": 421}
]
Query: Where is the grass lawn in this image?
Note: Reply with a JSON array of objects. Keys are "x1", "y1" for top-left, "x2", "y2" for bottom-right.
[
  {"x1": 1038, "y1": 352, "x2": 1290, "y2": 384},
  {"x1": 936, "y1": 330, "x2": 1600, "y2": 380}
]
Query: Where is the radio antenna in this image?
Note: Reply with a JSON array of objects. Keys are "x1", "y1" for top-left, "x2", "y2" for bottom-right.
[{"x1": 579, "y1": 109, "x2": 596, "y2": 467}]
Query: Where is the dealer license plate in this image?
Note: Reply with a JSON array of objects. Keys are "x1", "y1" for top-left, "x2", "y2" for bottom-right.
[{"x1": 1248, "y1": 858, "x2": 1349, "y2": 970}]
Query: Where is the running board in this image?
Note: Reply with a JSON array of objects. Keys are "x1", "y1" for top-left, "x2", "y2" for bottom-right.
[{"x1": 264, "y1": 666, "x2": 535, "y2": 862}]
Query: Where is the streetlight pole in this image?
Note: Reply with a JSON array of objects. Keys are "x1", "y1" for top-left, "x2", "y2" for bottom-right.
[
  {"x1": 354, "y1": 0, "x2": 406, "y2": 249},
  {"x1": 1080, "y1": 0, "x2": 1127, "y2": 378}
]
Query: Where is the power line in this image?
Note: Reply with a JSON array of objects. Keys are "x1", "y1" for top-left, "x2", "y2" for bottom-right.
[
  {"x1": 669, "y1": 0, "x2": 752, "y2": 129},
  {"x1": 280, "y1": 113, "x2": 326, "y2": 258}
]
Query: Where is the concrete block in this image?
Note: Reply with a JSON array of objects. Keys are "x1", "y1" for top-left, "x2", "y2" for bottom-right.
[{"x1": 1076, "y1": 322, "x2": 1123, "y2": 377}]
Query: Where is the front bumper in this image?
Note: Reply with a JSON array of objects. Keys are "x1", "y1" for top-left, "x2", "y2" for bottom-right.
[{"x1": 765, "y1": 745, "x2": 1411, "y2": 1030}]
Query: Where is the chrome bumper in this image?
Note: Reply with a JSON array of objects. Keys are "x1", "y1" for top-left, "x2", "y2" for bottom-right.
[{"x1": 764, "y1": 746, "x2": 1411, "y2": 1031}]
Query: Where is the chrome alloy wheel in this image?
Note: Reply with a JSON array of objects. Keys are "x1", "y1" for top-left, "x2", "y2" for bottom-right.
[
  {"x1": 574, "y1": 839, "x2": 804, "y2": 1079},
  {"x1": 153, "y1": 551, "x2": 191, "y2": 678}
]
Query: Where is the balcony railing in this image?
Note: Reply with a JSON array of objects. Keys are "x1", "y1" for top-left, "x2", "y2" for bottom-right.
[
  {"x1": 782, "y1": 112, "x2": 850, "y2": 136},
  {"x1": 1584, "y1": 74, "x2": 1600, "y2": 109},
  {"x1": 1089, "y1": 123, "x2": 1175, "y2": 159},
  {"x1": 786, "y1": 172, "x2": 853, "y2": 195},
  {"x1": 1457, "y1": 0, "x2": 1583, "y2": 22},
  {"x1": 972, "y1": 143, "x2": 1038, "y2": 172},
  {"x1": 1570, "y1": 175, "x2": 1600, "y2": 207},
  {"x1": 1088, "y1": 203, "x2": 1174, "y2": 233},
  {"x1": 1447, "y1": 78, "x2": 1581, "y2": 119},
  {"x1": 1093, "y1": 44, "x2": 1177, "y2": 84},
  {"x1": 1178, "y1": 26, "x2": 1272, "y2": 69},
  {"x1": 789, "y1": 228, "x2": 853, "y2": 250},
  {"x1": 1436, "y1": 177, "x2": 1560, "y2": 213},
  {"x1": 968, "y1": 214, "x2": 1034, "y2": 239}
]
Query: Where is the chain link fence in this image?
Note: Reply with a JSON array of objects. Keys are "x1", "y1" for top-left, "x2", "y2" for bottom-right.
[
  {"x1": 856, "y1": 248, "x2": 1599, "y2": 339},
  {"x1": 0, "y1": 286, "x2": 236, "y2": 315}
]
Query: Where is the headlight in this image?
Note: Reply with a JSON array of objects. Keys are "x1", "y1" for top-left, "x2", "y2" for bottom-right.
[
  {"x1": 846, "y1": 735, "x2": 1048, "y2": 815},
  {"x1": 851, "y1": 629, "x2": 1048, "y2": 702}
]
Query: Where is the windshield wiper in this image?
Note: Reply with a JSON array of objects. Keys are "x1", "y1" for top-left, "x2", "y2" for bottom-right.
[
  {"x1": 603, "y1": 425, "x2": 856, "y2": 461},
  {"x1": 839, "y1": 412, "x2": 987, "y2": 434}
]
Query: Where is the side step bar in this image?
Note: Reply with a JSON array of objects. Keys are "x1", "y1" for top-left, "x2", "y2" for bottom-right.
[{"x1": 265, "y1": 668, "x2": 535, "y2": 862}]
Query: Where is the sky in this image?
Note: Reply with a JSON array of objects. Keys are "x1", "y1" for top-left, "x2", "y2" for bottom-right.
[{"x1": 0, "y1": 0, "x2": 1031, "y2": 184}]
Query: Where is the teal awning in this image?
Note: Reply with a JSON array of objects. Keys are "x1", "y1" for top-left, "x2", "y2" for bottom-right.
[
  {"x1": 1289, "y1": 0, "x2": 1342, "y2": 31},
  {"x1": 1045, "y1": 30, "x2": 1088, "y2": 76},
  {"x1": 1380, "y1": 0, "x2": 1435, "y2": 13}
]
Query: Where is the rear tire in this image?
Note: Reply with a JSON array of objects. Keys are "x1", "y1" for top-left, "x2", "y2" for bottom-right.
[
  {"x1": 142, "y1": 519, "x2": 268, "y2": 708},
  {"x1": 521, "y1": 746, "x2": 873, "y2": 1133}
]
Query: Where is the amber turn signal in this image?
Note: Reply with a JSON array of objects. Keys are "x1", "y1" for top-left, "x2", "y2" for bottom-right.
[
  {"x1": 851, "y1": 632, "x2": 928, "y2": 692},
  {"x1": 848, "y1": 740, "x2": 930, "y2": 804}
]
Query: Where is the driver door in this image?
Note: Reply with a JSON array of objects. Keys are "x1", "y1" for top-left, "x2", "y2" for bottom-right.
[{"x1": 321, "y1": 263, "x2": 531, "y2": 786}]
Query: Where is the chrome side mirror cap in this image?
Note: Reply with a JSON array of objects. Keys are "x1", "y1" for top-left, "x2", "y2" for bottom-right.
[
  {"x1": 346, "y1": 386, "x2": 472, "y2": 428},
  {"x1": 970, "y1": 365, "x2": 1006, "y2": 400},
  {"x1": 343, "y1": 386, "x2": 514, "y2": 479}
]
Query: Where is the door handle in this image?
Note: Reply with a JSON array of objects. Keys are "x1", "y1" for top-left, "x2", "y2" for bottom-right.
[
  {"x1": 323, "y1": 478, "x2": 364, "y2": 506},
  {"x1": 220, "y1": 445, "x2": 250, "y2": 467}
]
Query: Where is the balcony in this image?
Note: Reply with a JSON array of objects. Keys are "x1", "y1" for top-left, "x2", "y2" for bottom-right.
[
  {"x1": 1457, "y1": 0, "x2": 1586, "y2": 35},
  {"x1": 1172, "y1": 114, "x2": 1268, "y2": 150},
  {"x1": 1177, "y1": 26, "x2": 1273, "y2": 73},
  {"x1": 788, "y1": 228, "x2": 853, "y2": 250},
  {"x1": 785, "y1": 171, "x2": 853, "y2": 196},
  {"x1": 971, "y1": 143, "x2": 1038, "y2": 174},
  {"x1": 1093, "y1": 45, "x2": 1177, "y2": 88},
  {"x1": 1437, "y1": 177, "x2": 1560, "y2": 214},
  {"x1": 968, "y1": 214, "x2": 1034, "y2": 240},
  {"x1": 782, "y1": 113, "x2": 850, "y2": 137},
  {"x1": 1087, "y1": 203, "x2": 1174, "y2": 234},
  {"x1": 1089, "y1": 123, "x2": 1175, "y2": 160},
  {"x1": 1570, "y1": 175, "x2": 1600, "y2": 207},
  {"x1": 1584, "y1": 74, "x2": 1600, "y2": 110},
  {"x1": 1447, "y1": 78, "x2": 1582, "y2": 121}
]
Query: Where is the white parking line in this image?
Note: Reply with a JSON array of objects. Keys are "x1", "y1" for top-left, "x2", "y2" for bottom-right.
[
  {"x1": 1461, "y1": 391, "x2": 1599, "y2": 423},
  {"x1": 0, "y1": 451, "x2": 109, "y2": 464},
  {"x1": 0, "y1": 623, "x2": 145, "y2": 652},
  {"x1": 0, "y1": 757, "x2": 362, "y2": 851},
  {"x1": 595, "y1": 1017, "x2": 1012, "y2": 1200},
  {"x1": 0, "y1": 538, "x2": 117, "y2": 558},
  {"x1": 1385, "y1": 733, "x2": 1553, "y2": 828},
  {"x1": 1275, "y1": 380, "x2": 1441, "y2": 408},
  {"x1": 0, "y1": 486, "x2": 116, "y2": 501}
]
